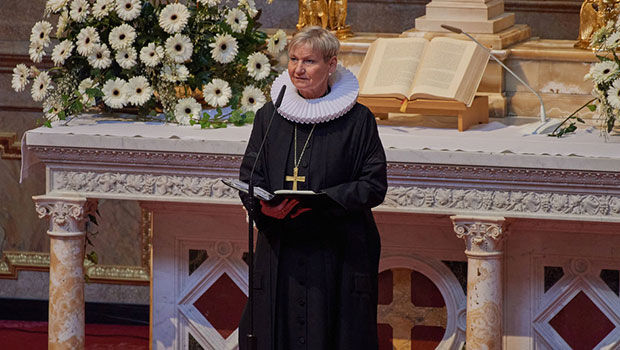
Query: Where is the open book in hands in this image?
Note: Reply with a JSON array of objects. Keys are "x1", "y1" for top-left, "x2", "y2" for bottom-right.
[
  {"x1": 358, "y1": 36, "x2": 490, "y2": 106},
  {"x1": 222, "y1": 179, "x2": 320, "y2": 202}
]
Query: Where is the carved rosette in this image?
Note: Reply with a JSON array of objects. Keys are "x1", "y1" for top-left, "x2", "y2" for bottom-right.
[
  {"x1": 451, "y1": 217, "x2": 507, "y2": 255},
  {"x1": 33, "y1": 196, "x2": 98, "y2": 237}
]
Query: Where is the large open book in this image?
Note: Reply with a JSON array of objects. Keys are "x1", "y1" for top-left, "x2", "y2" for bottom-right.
[{"x1": 358, "y1": 37, "x2": 490, "y2": 106}]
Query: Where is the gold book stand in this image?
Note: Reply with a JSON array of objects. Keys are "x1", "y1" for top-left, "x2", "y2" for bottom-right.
[{"x1": 358, "y1": 95, "x2": 489, "y2": 131}]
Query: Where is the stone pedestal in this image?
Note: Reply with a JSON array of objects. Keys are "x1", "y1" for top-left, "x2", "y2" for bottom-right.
[
  {"x1": 415, "y1": 0, "x2": 515, "y2": 34},
  {"x1": 451, "y1": 216, "x2": 507, "y2": 350},
  {"x1": 33, "y1": 195, "x2": 97, "y2": 350}
]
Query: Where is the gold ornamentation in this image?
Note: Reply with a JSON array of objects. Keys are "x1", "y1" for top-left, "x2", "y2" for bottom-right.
[
  {"x1": 0, "y1": 132, "x2": 21, "y2": 160},
  {"x1": 575, "y1": 0, "x2": 620, "y2": 49},
  {"x1": 297, "y1": 0, "x2": 353, "y2": 39}
]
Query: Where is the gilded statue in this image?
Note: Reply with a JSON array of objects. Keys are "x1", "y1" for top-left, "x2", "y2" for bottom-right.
[
  {"x1": 575, "y1": 0, "x2": 620, "y2": 49},
  {"x1": 297, "y1": 0, "x2": 352, "y2": 39}
]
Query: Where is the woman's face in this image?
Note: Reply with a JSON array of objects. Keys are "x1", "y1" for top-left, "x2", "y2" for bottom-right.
[{"x1": 288, "y1": 43, "x2": 337, "y2": 99}]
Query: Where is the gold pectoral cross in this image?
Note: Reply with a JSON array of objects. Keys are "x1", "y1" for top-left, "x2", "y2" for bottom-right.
[{"x1": 285, "y1": 167, "x2": 306, "y2": 191}]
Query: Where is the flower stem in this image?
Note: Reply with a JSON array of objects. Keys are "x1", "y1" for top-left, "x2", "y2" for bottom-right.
[{"x1": 550, "y1": 97, "x2": 596, "y2": 136}]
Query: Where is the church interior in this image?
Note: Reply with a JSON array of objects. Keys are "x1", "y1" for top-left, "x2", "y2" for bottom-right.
[{"x1": 1, "y1": 0, "x2": 620, "y2": 349}]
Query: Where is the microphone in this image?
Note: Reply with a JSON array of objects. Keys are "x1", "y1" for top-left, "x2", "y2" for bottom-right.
[
  {"x1": 440, "y1": 24, "x2": 556, "y2": 134},
  {"x1": 245, "y1": 83, "x2": 285, "y2": 350}
]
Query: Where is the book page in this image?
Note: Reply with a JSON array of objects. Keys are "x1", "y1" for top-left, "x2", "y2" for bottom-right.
[
  {"x1": 409, "y1": 37, "x2": 476, "y2": 101},
  {"x1": 358, "y1": 37, "x2": 428, "y2": 98}
]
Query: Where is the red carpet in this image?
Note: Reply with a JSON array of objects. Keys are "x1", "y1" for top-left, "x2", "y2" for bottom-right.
[{"x1": 0, "y1": 320, "x2": 148, "y2": 349}]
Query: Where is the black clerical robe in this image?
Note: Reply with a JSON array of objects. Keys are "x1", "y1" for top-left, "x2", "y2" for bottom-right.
[{"x1": 238, "y1": 101, "x2": 387, "y2": 350}]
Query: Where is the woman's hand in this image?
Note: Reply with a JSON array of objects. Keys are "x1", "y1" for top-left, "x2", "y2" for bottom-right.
[{"x1": 260, "y1": 198, "x2": 312, "y2": 219}]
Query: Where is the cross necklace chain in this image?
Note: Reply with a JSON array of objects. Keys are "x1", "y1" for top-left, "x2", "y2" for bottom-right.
[{"x1": 285, "y1": 124, "x2": 317, "y2": 191}]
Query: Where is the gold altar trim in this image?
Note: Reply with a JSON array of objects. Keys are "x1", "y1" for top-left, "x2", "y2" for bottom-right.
[{"x1": 0, "y1": 132, "x2": 21, "y2": 160}]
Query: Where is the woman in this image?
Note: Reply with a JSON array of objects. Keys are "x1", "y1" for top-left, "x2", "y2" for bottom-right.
[{"x1": 238, "y1": 26, "x2": 387, "y2": 350}]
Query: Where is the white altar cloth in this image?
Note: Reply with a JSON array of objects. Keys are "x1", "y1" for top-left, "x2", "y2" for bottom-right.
[{"x1": 21, "y1": 118, "x2": 620, "y2": 182}]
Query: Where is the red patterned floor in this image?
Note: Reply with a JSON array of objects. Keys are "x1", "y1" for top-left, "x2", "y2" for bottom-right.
[{"x1": 0, "y1": 320, "x2": 148, "y2": 349}]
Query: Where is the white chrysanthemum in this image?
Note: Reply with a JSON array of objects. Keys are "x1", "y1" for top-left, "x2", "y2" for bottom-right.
[
  {"x1": 102, "y1": 78, "x2": 128, "y2": 108},
  {"x1": 127, "y1": 76, "x2": 152, "y2": 106},
  {"x1": 239, "y1": 0, "x2": 258, "y2": 17},
  {"x1": 267, "y1": 29, "x2": 287, "y2": 55},
  {"x1": 174, "y1": 97, "x2": 201, "y2": 125},
  {"x1": 92, "y1": 0, "x2": 114, "y2": 19},
  {"x1": 115, "y1": 0, "x2": 142, "y2": 21},
  {"x1": 78, "y1": 77, "x2": 98, "y2": 105},
  {"x1": 240, "y1": 85, "x2": 265, "y2": 112},
  {"x1": 56, "y1": 10, "x2": 71, "y2": 38},
  {"x1": 109, "y1": 24, "x2": 136, "y2": 50},
  {"x1": 51, "y1": 39, "x2": 74, "y2": 66},
  {"x1": 12, "y1": 64, "x2": 30, "y2": 92},
  {"x1": 46, "y1": 0, "x2": 69, "y2": 14},
  {"x1": 115, "y1": 47, "x2": 137, "y2": 69},
  {"x1": 139, "y1": 43, "x2": 164, "y2": 67},
  {"x1": 87, "y1": 43, "x2": 112, "y2": 69},
  {"x1": 203, "y1": 79, "x2": 232, "y2": 107},
  {"x1": 209, "y1": 34, "x2": 238, "y2": 64},
  {"x1": 165, "y1": 34, "x2": 193, "y2": 63},
  {"x1": 605, "y1": 32, "x2": 620, "y2": 49},
  {"x1": 607, "y1": 79, "x2": 620, "y2": 109},
  {"x1": 76, "y1": 27, "x2": 100, "y2": 56},
  {"x1": 161, "y1": 64, "x2": 190, "y2": 82},
  {"x1": 198, "y1": 0, "x2": 219, "y2": 7},
  {"x1": 246, "y1": 52, "x2": 271, "y2": 80},
  {"x1": 29, "y1": 42, "x2": 45, "y2": 63},
  {"x1": 159, "y1": 3, "x2": 190, "y2": 34},
  {"x1": 589, "y1": 61, "x2": 619, "y2": 84},
  {"x1": 31, "y1": 71, "x2": 52, "y2": 102},
  {"x1": 226, "y1": 8, "x2": 248, "y2": 33},
  {"x1": 69, "y1": 0, "x2": 89, "y2": 22},
  {"x1": 30, "y1": 21, "x2": 53, "y2": 47}
]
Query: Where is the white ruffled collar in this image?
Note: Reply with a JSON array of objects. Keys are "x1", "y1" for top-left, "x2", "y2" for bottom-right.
[{"x1": 270, "y1": 65, "x2": 359, "y2": 124}]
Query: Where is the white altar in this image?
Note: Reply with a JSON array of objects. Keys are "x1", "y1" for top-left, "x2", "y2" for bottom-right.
[{"x1": 22, "y1": 117, "x2": 620, "y2": 349}]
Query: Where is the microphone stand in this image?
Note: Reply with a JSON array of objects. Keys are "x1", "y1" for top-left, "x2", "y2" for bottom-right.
[
  {"x1": 246, "y1": 85, "x2": 286, "y2": 350},
  {"x1": 440, "y1": 24, "x2": 560, "y2": 135}
]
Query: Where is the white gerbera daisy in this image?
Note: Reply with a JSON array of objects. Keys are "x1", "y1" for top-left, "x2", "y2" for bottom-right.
[
  {"x1": 116, "y1": 47, "x2": 137, "y2": 69},
  {"x1": 69, "y1": 0, "x2": 89, "y2": 22},
  {"x1": 92, "y1": 0, "x2": 114, "y2": 19},
  {"x1": 239, "y1": 0, "x2": 258, "y2": 17},
  {"x1": 78, "y1": 77, "x2": 98, "y2": 105},
  {"x1": 46, "y1": 0, "x2": 69, "y2": 14},
  {"x1": 198, "y1": 0, "x2": 219, "y2": 7},
  {"x1": 30, "y1": 21, "x2": 53, "y2": 47},
  {"x1": 240, "y1": 85, "x2": 265, "y2": 112},
  {"x1": 87, "y1": 43, "x2": 112, "y2": 69},
  {"x1": 605, "y1": 32, "x2": 620, "y2": 49},
  {"x1": 29, "y1": 43, "x2": 46, "y2": 63},
  {"x1": 56, "y1": 10, "x2": 71, "y2": 38},
  {"x1": 31, "y1": 71, "x2": 52, "y2": 102},
  {"x1": 127, "y1": 76, "x2": 153, "y2": 106},
  {"x1": 51, "y1": 39, "x2": 74, "y2": 66},
  {"x1": 12, "y1": 64, "x2": 30, "y2": 92},
  {"x1": 76, "y1": 27, "x2": 100, "y2": 56},
  {"x1": 139, "y1": 43, "x2": 164, "y2": 67},
  {"x1": 109, "y1": 24, "x2": 136, "y2": 51},
  {"x1": 203, "y1": 79, "x2": 232, "y2": 107},
  {"x1": 607, "y1": 79, "x2": 620, "y2": 109},
  {"x1": 226, "y1": 8, "x2": 248, "y2": 33},
  {"x1": 43, "y1": 98, "x2": 62, "y2": 122},
  {"x1": 159, "y1": 3, "x2": 190, "y2": 34},
  {"x1": 102, "y1": 78, "x2": 128, "y2": 108},
  {"x1": 174, "y1": 97, "x2": 201, "y2": 125},
  {"x1": 267, "y1": 29, "x2": 287, "y2": 55},
  {"x1": 165, "y1": 34, "x2": 193, "y2": 63},
  {"x1": 246, "y1": 52, "x2": 270, "y2": 80},
  {"x1": 161, "y1": 64, "x2": 190, "y2": 82},
  {"x1": 209, "y1": 34, "x2": 238, "y2": 64},
  {"x1": 590, "y1": 61, "x2": 619, "y2": 84},
  {"x1": 115, "y1": 0, "x2": 142, "y2": 21}
]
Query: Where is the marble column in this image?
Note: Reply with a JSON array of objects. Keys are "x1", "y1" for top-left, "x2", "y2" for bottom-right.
[
  {"x1": 33, "y1": 195, "x2": 97, "y2": 350},
  {"x1": 450, "y1": 216, "x2": 507, "y2": 350}
]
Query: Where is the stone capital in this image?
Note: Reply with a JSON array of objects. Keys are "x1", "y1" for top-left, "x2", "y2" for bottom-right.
[
  {"x1": 450, "y1": 216, "x2": 507, "y2": 255},
  {"x1": 33, "y1": 195, "x2": 98, "y2": 237}
]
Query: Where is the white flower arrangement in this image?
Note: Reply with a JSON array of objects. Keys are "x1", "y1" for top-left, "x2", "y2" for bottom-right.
[{"x1": 13, "y1": 0, "x2": 287, "y2": 128}]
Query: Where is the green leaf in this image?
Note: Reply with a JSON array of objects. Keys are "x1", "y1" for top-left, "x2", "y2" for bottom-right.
[
  {"x1": 58, "y1": 110, "x2": 66, "y2": 120},
  {"x1": 587, "y1": 104, "x2": 597, "y2": 111},
  {"x1": 43, "y1": 120, "x2": 52, "y2": 128},
  {"x1": 576, "y1": 117, "x2": 585, "y2": 123},
  {"x1": 86, "y1": 251, "x2": 98, "y2": 265}
]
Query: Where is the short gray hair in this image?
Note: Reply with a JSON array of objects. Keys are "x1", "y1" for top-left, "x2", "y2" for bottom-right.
[{"x1": 288, "y1": 26, "x2": 340, "y2": 62}]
